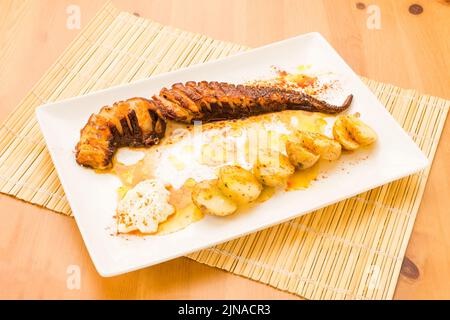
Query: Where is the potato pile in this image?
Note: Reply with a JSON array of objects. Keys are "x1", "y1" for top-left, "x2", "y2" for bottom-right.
[{"x1": 192, "y1": 113, "x2": 377, "y2": 216}]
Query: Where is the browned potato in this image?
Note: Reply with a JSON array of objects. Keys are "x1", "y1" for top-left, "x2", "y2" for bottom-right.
[
  {"x1": 218, "y1": 165, "x2": 262, "y2": 204},
  {"x1": 333, "y1": 114, "x2": 377, "y2": 150},
  {"x1": 332, "y1": 117, "x2": 360, "y2": 150},
  {"x1": 286, "y1": 139, "x2": 320, "y2": 169},
  {"x1": 192, "y1": 180, "x2": 237, "y2": 216},
  {"x1": 253, "y1": 150, "x2": 295, "y2": 187},
  {"x1": 296, "y1": 131, "x2": 342, "y2": 161},
  {"x1": 342, "y1": 113, "x2": 377, "y2": 146}
]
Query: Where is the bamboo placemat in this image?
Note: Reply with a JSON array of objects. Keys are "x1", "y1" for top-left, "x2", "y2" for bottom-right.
[{"x1": 1, "y1": 2, "x2": 448, "y2": 299}]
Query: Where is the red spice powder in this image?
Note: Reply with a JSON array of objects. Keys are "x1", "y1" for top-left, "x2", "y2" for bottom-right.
[{"x1": 247, "y1": 66, "x2": 335, "y2": 97}]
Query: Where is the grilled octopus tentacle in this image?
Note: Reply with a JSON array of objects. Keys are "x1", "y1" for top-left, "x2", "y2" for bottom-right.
[
  {"x1": 75, "y1": 98, "x2": 166, "y2": 170},
  {"x1": 154, "y1": 82, "x2": 353, "y2": 123},
  {"x1": 75, "y1": 82, "x2": 352, "y2": 169}
]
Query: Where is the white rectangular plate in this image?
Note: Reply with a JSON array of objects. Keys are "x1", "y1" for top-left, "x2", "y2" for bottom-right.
[{"x1": 36, "y1": 33, "x2": 428, "y2": 276}]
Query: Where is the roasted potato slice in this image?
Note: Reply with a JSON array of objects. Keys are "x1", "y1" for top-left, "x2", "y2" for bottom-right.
[
  {"x1": 333, "y1": 114, "x2": 377, "y2": 150},
  {"x1": 341, "y1": 113, "x2": 377, "y2": 146},
  {"x1": 253, "y1": 150, "x2": 295, "y2": 187},
  {"x1": 296, "y1": 131, "x2": 342, "y2": 161},
  {"x1": 218, "y1": 165, "x2": 262, "y2": 204},
  {"x1": 332, "y1": 117, "x2": 360, "y2": 151},
  {"x1": 192, "y1": 179, "x2": 237, "y2": 216},
  {"x1": 286, "y1": 139, "x2": 320, "y2": 169}
]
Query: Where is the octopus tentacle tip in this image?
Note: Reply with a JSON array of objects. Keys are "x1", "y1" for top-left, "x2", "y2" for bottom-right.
[
  {"x1": 344, "y1": 94, "x2": 353, "y2": 107},
  {"x1": 337, "y1": 94, "x2": 353, "y2": 113}
]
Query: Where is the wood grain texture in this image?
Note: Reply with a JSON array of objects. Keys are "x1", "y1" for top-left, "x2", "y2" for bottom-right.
[{"x1": 0, "y1": 0, "x2": 449, "y2": 299}]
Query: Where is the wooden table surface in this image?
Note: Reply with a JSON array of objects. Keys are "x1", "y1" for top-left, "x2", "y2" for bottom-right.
[{"x1": 0, "y1": 0, "x2": 449, "y2": 299}]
